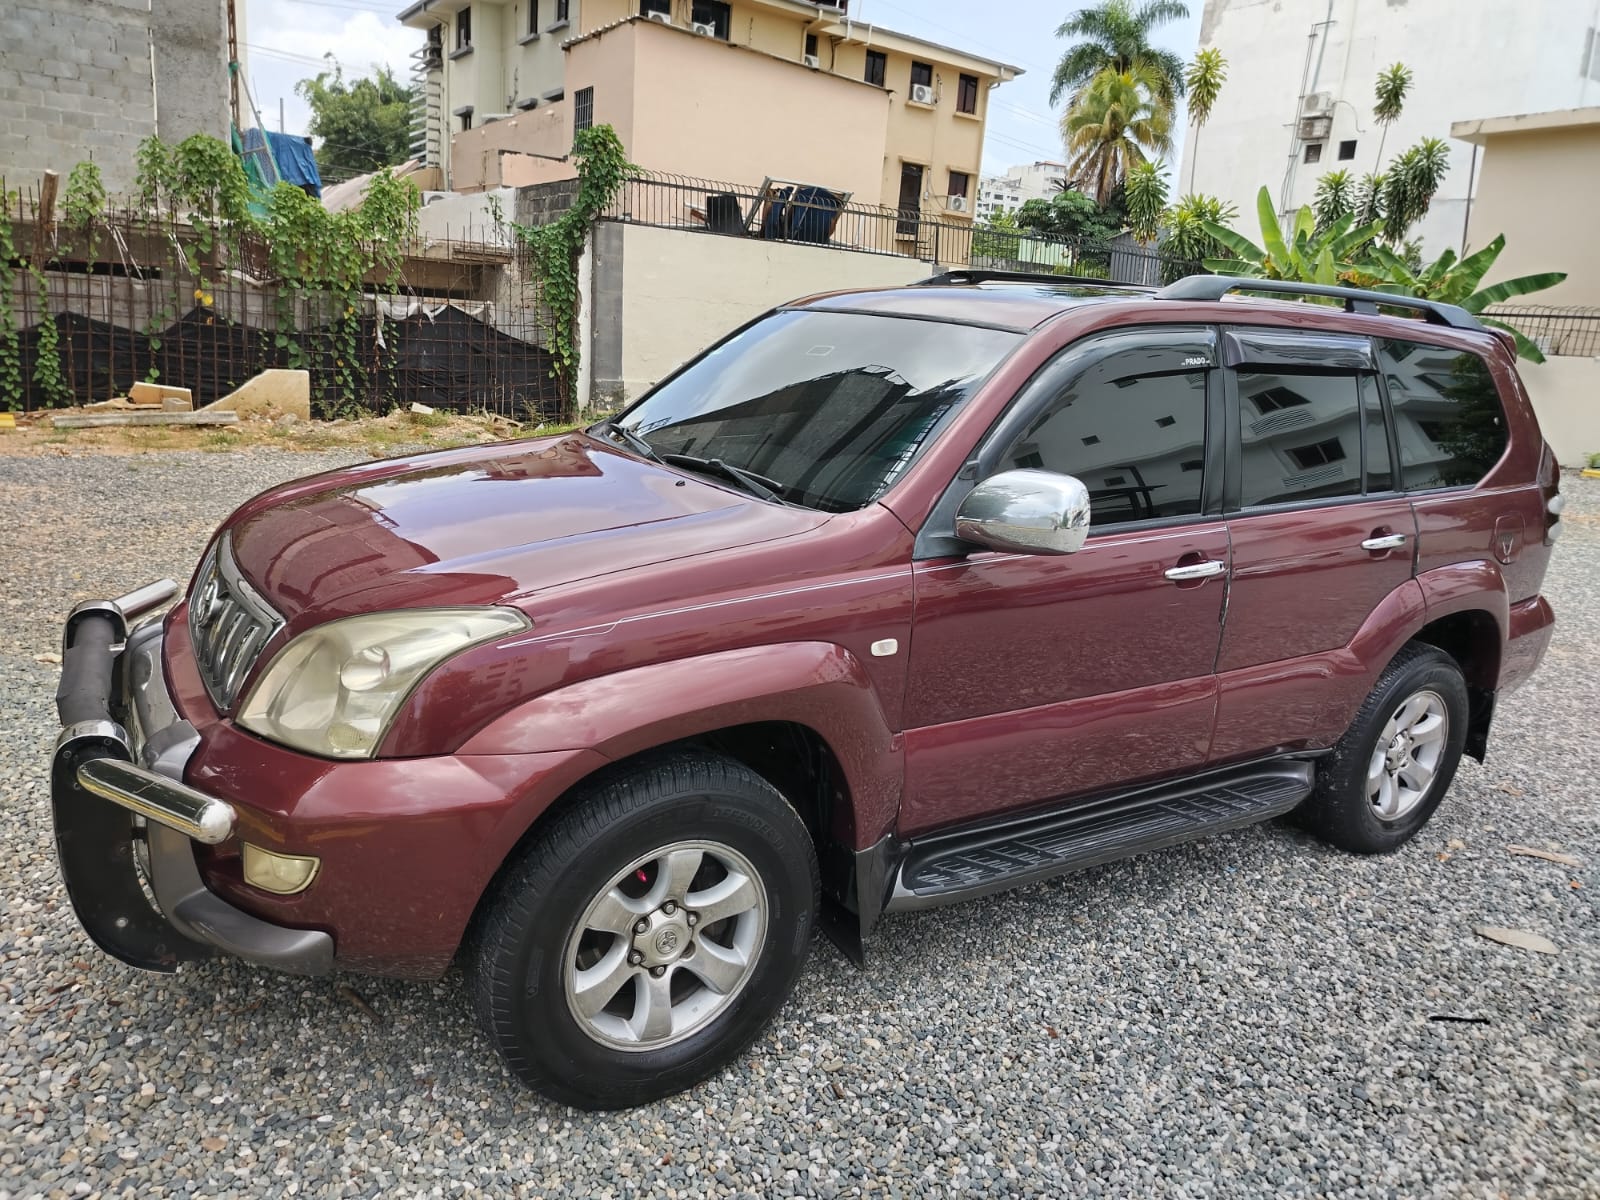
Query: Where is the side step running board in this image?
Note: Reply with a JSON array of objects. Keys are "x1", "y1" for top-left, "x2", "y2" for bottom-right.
[{"x1": 886, "y1": 761, "x2": 1315, "y2": 912}]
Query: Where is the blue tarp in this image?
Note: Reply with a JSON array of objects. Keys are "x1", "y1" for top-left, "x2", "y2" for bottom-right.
[{"x1": 265, "y1": 130, "x2": 321, "y2": 197}]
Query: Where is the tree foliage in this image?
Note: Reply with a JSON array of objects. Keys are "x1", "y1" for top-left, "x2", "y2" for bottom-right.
[
  {"x1": 1184, "y1": 47, "x2": 1226, "y2": 128},
  {"x1": 1161, "y1": 192, "x2": 1236, "y2": 281},
  {"x1": 1063, "y1": 61, "x2": 1173, "y2": 204},
  {"x1": 1373, "y1": 62, "x2": 1412, "y2": 126},
  {"x1": 1017, "y1": 189, "x2": 1124, "y2": 245},
  {"x1": 295, "y1": 62, "x2": 415, "y2": 180},
  {"x1": 1049, "y1": 0, "x2": 1189, "y2": 107},
  {"x1": 1371, "y1": 61, "x2": 1412, "y2": 167},
  {"x1": 1354, "y1": 235, "x2": 1566, "y2": 362},
  {"x1": 1124, "y1": 161, "x2": 1169, "y2": 244}
]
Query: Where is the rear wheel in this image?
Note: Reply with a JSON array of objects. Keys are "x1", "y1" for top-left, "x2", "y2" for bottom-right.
[
  {"x1": 1302, "y1": 643, "x2": 1470, "y2": 854},
  {"x1": 468, "y1": 752, "x2": 818, "y2": 1109}
]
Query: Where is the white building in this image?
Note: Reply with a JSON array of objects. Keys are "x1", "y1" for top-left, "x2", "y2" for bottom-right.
[
  {"x1": 976, "y1": 160, "x2": 1066, "y2": 222},
  {"x1": 1178, "y1": 0, "x2": 1600, "y2": 253}
]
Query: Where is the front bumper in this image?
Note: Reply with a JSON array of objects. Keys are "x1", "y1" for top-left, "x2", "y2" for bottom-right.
[{"x1": 52, "y1": 581, "x2": 334, "y2": 976}]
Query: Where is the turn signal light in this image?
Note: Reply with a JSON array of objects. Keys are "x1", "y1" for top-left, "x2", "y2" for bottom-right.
[{"x1": 242, "y1": 844, "x2": 321, "y2": 895}]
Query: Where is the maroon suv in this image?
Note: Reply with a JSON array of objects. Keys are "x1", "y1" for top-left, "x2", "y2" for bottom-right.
[{"x1": 52, "y1": 272, "x2": 1560, "y2": 1109}]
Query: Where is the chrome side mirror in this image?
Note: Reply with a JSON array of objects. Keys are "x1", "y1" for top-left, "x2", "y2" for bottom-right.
[{"x1": 954, "y1": 469, "x2": 1091, "y2": 555}]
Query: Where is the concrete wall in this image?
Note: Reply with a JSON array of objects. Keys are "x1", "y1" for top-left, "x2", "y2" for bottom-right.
[
  {"x1": 591, "y1": 219, "x2": 929, "y2": 404},
  {"x1": 416, "y1": 186, "x2": 518, "y2": 245},
  {"x1": 449, "y1": 102, "x2": 571, "y2": 190},
  {"x1": 0, "y1": 0, "x2": 229, "y2": 193},
  {"x1": 1520, "y1": 357, "x2": 1600, "y2": 467},
  {"x1": 1181, "y1": 0, "x2": 1600, "y2": 255},
  {"x1": 1460, "y1": 115, "x2": 1600, "y2": 309}
]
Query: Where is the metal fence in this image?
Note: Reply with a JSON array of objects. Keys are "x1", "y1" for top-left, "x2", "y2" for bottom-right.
[
  {"x1": 1486, "y1": 305, "x2": 1600, "y2": 358},
  {"x1": 0, "y1": 184, "x2": 567, "y2": 419},
  {"x1": 608, "y1": 170, "x2": 1196, "y2": 284}
]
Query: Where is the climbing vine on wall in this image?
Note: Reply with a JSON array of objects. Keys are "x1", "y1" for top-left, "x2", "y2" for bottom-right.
[
  {"x1": 122, "y1": 132, "x2": 419, "y2": 411},
  {"x1": 504, "y1": 125, "x2": 633, "y2": 407},
  {"x1": 0, "y1": 197, "x2": 20, "y2": 409}
]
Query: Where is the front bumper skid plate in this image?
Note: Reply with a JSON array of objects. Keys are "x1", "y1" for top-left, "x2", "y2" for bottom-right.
[{"x1": 51, "y1": 580, "x2": 333, "y2": 976}]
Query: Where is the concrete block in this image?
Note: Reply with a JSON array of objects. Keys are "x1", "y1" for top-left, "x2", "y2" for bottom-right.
[
  {"x1": 130, "y1": 381, "x2": 193, "y2": 409},
  {"x1": 201, "y1": 370, "x2": 312, "y2": 421}
]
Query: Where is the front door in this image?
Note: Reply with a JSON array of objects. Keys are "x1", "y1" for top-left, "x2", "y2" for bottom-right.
[
  {"x1": 896, "y1": 163, "x2": 924, "y2": 235},
  {"x1": 901, "y1": 328, "x2": 1228, "y2": 836},
  {"x1": 1211, "y1": 328, "x2": 1417, "y2": 760}
]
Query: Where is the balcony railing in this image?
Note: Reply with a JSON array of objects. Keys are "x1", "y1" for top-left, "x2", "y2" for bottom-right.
[{"x1": 607, "y1": 170, "x2": 1196, "y2": 282}]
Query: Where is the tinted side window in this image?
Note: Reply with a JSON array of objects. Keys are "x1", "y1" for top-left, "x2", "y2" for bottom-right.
[
  {"x1": 1238, "y1": 371, "x2": 1365, "y2": 506},
  {"x1": 997, "y1": 354, "x2": 1208, "y2": 525},
  {"x1": 1378, "y1": 339, "x2": 1508, "y2": 488}
]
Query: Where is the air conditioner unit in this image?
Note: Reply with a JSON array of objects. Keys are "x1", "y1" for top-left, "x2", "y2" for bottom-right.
[
  {"x1": 948, "y1": 195, "x2": 967, "y2": 212},
  {"x1": 692, "y1": 20, "x2": 716, "y2": 35},
  {"x1": 1297, "y1": 114, "x2": 1333, "y2": 141},
  {"x1": 803, "y1": 53, "x2": 820, "y2": 68},
  {"x1": 480, "y1": 112, "x2": 512, "y2": 124},
  {"x1": 910, "y1": 83, "x2": 935, "y2": 105},
  {"x1": 1300, "y1": 91, "x2": 1333, "y2": 118},
  {"x1": 646, "y1": 11, "x2": 672, "y2": 24}
]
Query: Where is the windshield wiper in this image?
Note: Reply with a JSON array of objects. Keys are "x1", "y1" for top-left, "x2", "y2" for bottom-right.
[
  {"x1": 591, "y1": 419, "x2": 662, "y2": 463},
  {"x1": 661, "y1": 454, "x2": 791, "y2": 505}
]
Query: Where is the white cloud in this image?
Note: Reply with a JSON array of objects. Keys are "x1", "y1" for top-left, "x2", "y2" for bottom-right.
[{"x1": 241, "y1": 0, "x2": 417, "y2": 137}]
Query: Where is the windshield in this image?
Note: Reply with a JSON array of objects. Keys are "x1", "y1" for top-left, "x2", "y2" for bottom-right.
[{"x1": 612, "y1": 310, "x2": 1021, "y2": 512}]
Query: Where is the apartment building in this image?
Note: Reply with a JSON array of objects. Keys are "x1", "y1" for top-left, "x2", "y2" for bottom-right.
[
  {"x1": 398, "y1": 0, "x2": 1019, "y2": 224},
  {"x1": 1178, "y1": 0, "x2": 1600, "y2": 253},
  {"x1": 976, "y1": 160, "x2": 1066, "y2": 221}
]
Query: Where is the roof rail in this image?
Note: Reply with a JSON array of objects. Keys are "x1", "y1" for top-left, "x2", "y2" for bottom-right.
[
  {"x1": 1154, "y1": 275, "x2": 1482, "y2": 331},
  {"x1": 920, "y1": 268, "x2": 1148, "y2": 290}
]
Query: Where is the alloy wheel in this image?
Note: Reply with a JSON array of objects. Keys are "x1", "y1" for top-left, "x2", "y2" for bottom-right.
[
  {"x1": 1366, "y1": 689, "x2": 1450, "y2": 821},
  {"x1": 563, "y1": 840, "x2": 768, "y2": 1052}
]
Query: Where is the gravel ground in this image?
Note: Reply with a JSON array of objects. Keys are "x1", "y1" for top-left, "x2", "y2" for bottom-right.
[{"x1": 1, "y1": 447, "x2": 1596, "y2": 1200}]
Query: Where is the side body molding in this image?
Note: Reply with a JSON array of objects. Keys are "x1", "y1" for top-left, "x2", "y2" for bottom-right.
[{"x1": 460, "y1": 641, "x2": 904, "y2": 850}]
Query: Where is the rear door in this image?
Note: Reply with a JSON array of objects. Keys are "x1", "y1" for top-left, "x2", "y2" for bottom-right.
[
  {"x1": 1212, "y1": 328, "x2": 1416, "y2": 761},
  {"x1": 901, "y1": 327, "x2": 1229, "y2": 835}
]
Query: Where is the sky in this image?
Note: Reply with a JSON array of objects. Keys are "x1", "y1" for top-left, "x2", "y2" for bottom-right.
[{"x1": 243, "y1": 0, "x2": 1204, "y2": 179}]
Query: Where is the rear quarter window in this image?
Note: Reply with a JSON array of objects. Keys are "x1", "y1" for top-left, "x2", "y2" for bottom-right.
[{"x1": 1377, "y1": 339, "x2": 1508, "y2": 489}]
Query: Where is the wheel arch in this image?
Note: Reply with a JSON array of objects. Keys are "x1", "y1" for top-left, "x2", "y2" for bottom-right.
[
  {"x1": 1412, "y1": 560, "x2": 1511, "y2": 762},
  {"x1": 456, "y1": 642, "x2": 903, "y2": 966}
]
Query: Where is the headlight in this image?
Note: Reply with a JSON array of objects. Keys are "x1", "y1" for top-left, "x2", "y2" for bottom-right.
[{"x1": 237, "y1": 607, "x2": 529, "y2": 759}]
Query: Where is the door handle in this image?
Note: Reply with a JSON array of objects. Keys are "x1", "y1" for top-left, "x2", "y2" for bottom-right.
[
  {"x1": 1164, "y1": 560, "x2": 1226, "y2": 582},
  {"x1": 1361, "y1": 533, "x2": 1409, "y2": 552}
]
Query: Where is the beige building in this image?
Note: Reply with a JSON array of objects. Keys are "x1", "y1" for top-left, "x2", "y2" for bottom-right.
[
  {"x1": 1453, "y1": 106, "x2": 1600, "y2": 310},
  {"x1": 397, "y1": 0, "x2": 1019, "y2": 224},
  {"x1": 1451, "y1": 106, "x2": 1600, "y2": 466}
]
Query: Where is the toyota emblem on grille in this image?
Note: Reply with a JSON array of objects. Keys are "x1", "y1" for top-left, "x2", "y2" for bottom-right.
[{"x1": 195, "y1": 574, "x2": 222, "y2": 625}]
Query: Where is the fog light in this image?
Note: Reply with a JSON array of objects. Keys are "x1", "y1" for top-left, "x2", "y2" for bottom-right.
[{"x1": 242, "y1": 844, "x2": 321, "y2": 895}]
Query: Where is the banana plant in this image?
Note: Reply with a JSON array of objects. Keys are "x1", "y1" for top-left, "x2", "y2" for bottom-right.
[
  {"x1": 1199, "y1": 187, "x2": 1383, "y2": 284},
  {"x1": 1356, "y1": 235, "x2": 1566, "y2": 362}
]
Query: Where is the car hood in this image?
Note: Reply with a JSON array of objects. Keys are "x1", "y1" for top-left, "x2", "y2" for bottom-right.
[{"x1": 227, "y1": 435, "x2": 829, "y2": 622}]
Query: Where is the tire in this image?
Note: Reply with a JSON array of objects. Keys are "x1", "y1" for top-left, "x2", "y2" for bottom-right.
[
  {"x1": 467, "y1": 750, "x2": 818, "y2": 1110},
  {"x1": 1301, "y1": 642, "x2": 1470, "y2": 854}
]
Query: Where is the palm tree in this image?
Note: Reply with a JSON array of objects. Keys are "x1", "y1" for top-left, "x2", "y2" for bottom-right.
[
  {"x1": 1371, "y1": 62, "x2": 1412, "y2": 169},
  {"x1": 1049, "y1": 0, "x2": 1190, "y2": 108},
  {"x1": 1063, "y1": 62, "x2": 1174, "y2": 204},
  {"x1": 1182, "y1": 47, "x2": 1225, "y2": 191}
]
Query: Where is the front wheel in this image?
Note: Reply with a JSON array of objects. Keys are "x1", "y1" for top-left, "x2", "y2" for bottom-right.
[
  {"x1": 1301, "y1": 643, "x2": 1470, "y2": 854},
  {"x1": 467, "y1": 752, "x2": 818, "y2": 1109}
]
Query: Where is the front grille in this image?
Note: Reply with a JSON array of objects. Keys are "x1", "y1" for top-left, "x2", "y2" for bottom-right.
[{"x1": 188, "y1": 535, "x2": 284, "y2": 711}]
